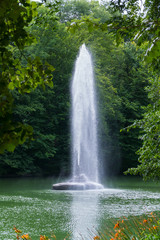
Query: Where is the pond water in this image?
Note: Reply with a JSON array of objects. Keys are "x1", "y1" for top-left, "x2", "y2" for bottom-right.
[{"x1": 0, "y1": 177, "x2": 160, "y2": 240}]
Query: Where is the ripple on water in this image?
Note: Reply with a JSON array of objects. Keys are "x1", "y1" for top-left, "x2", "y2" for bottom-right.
[{"x1": 1, "y1": 187, "x2": 160, "y2": 239}]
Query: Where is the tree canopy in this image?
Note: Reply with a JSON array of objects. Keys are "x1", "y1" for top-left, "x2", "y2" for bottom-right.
[
  {"x1": 108, "y1": 0, "x2": 160, "y2": 71},
  {"x1": 108, "y1": 0, "x2": 160, "y2": 180},
  {"x1": 0, "y1": 0, "x2": 54, "y2": 153},
  {"x1": 0, "y1": 0, "x2": 158, "y2": 180}
]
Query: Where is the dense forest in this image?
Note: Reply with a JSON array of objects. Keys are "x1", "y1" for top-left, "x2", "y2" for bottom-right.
[{"x1": 0, "y1": 0, "x2": 159, "y2": 180}]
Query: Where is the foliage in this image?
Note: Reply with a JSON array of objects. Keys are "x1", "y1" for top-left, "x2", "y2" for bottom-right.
[
  {"x1": 59, "y1": 0, "x2": 110, "y2": 24},
  {"x1": 0, "y1": 0, "x2": 154, "y2": 177},
  {"x1": 12, "y1": 212, "x2": 160, "y2": 240},
  {"x1": 0, "y1": 0, "x2": 54, "y2": 154},
  {"x1": 125, "y1": 77, "x2": 160, "y2": 181},
  {"x1": 13, "y1": 226, "x2": 68, "y2": 240},
  {"x1": 0, "y1": 4, "x2": 80, "y2": 176},
  {"x1": 107, "y1": 0, "x2": 160, "y2": 180},
  {"x1": 108, "y1": 0, "x2": 160, "y2": 71},
  {"x1": 107, "y1": 42, "x2": 150, "y2": 173},
  {"x1": 91, "y1": 39, "x2": 149, "y2": 175},
  {"x1": 93, "y1": 212, "x2": 160, "y2": 240},
  {"x1": 65, "y1": 0, "x2": 150, "y2": 176},
  {"x1": 0, "y1": 89, "x2": 57, "y2": 176},
  {"x1": 19, "y1": 6, "x2": 79, "y2": 176}
]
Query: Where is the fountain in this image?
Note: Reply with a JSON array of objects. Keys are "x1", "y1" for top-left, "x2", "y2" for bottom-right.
[{"x1": 53, "y1": 44, "x2": 103, "y2": 190}]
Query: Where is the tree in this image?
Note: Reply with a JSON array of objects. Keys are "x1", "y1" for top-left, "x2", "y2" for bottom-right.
[
  {"x1": 0, "y1": 4, "x2": 80, "y2": 176},
  {"x1": 108, "y1": 0, "x2": 160, "y2": 180},
  {"x1": 125, "y1": 77, "x2": 160, "y2": 181},
  {"x1": 68, "y1": 4, "x2": 150, "y2": 176},
  {"x1": 58, "y1": 0, "x2": 110, "y2": 23},
  {"x1": 0, "y1": 0, "x2": 54, "y2": 154},
  {"x1": 0, "y1": 0, "x2": 154, "y2": 178},
  {"x1": 108, "y1": 0, "x2": 160, "y2": 69},
  {"x1": 91, "y1": 39, "x2": 150, "y2": 176}
]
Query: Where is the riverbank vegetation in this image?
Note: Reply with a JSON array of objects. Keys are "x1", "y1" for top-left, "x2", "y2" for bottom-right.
[
  {"x1": 96, "y1": 212, "x2": 160, "y2": 240},
  {"x1": 0, "y1": 0, "x2": 159, "y2": 181},
  {"x1": 13, "y1": 212, "x2": 160, "y2": 239}
]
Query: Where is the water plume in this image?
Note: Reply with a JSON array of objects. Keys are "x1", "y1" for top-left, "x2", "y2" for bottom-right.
[{"x1": 53, "y1": 44, "x2": 103, "y2": 190}]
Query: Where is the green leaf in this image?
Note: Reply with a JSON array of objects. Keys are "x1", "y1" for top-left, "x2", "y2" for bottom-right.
[{"x1": 8, "y1": 82, "x2": 14, "y2": 90}]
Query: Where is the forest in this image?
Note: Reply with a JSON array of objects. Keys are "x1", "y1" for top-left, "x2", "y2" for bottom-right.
[{"x1": 0, "y1": 0, "x2": 159, "y2": 181}]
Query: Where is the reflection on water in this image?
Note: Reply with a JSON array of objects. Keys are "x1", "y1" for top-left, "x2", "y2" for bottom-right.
[
  {"x1": 69, "y1": 188, "x2": 160, "y2": 239},
  {"x1": 70, "y1": 190, "x2": 100, "y2": 239},
  {"x1": 0, "y1": 178, "x2": 160, "y2": 240}
]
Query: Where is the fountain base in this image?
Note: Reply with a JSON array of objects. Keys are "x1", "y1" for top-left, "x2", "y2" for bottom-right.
[
  {"x1": 52, "y1": 174, "x2": 103, "y2": 190},
  {"x1": 52, "y1": 181, "x2": 103, "y2": 190}
]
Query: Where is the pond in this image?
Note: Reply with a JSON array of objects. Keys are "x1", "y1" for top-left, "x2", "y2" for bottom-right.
[{"x1": 0, "y1": 177, "x2": 160, "y2": 240}]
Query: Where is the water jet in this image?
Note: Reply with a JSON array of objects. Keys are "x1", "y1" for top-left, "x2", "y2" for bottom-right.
[{"x1": 53, "y1": 44, "x2": 103, "y2": 190}]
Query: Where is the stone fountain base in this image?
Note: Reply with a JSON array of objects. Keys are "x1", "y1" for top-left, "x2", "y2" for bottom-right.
[
  {"x1": 52, "y1": 174, "x2": 103, "y2": 190},
  {"x1": 52, "y1": 181, "x2": 103, "y2": 190}
]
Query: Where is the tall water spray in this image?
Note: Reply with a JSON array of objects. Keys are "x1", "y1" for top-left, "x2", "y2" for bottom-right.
[
  {"x1": 53, "y1": 44, "x2": 103, "y2": 190},
  {"x1": 71, "y1": 44, "x2": 98, "y2": 183}
]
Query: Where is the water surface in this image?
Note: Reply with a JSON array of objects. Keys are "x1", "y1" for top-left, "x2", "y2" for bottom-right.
[{"x1": 0, "y1": 177, "x2": 160, "y2": 240}]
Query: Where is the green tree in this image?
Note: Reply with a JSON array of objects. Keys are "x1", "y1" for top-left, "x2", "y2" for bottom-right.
[
  {"x1": 0, "y1": 0, "x2": 154, "y2": 178},
  {"x1": 21, "y1": 6, "x2": 80, "y2": 176},
  {"x1": 0, "y1": 0, "x2": 54, "y2": 154},
  {"x1": 91, "y1": 39, "x2": 150, "y2": 176},
  {"x1": 108, "y1": 0, "x2": 160, "y2": 180},
  {"x1": 69, "y1": 7, "x2": 150, "y2": 176},
  {"x1": 125, "y1": 77, "x2": 160, "y2": 181},
  {"x1": 0, "y1": 89, "x2": 57, "y2": 176},
  {"x1": 0, "y1": 5, "x2": 80, "y2": 176},
  {"x1": 58, "y1": 0, "x2": 110, "y2": 23},
  {"x1": 108, "y1": 0, "x2": 160, "y2": 70}
]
